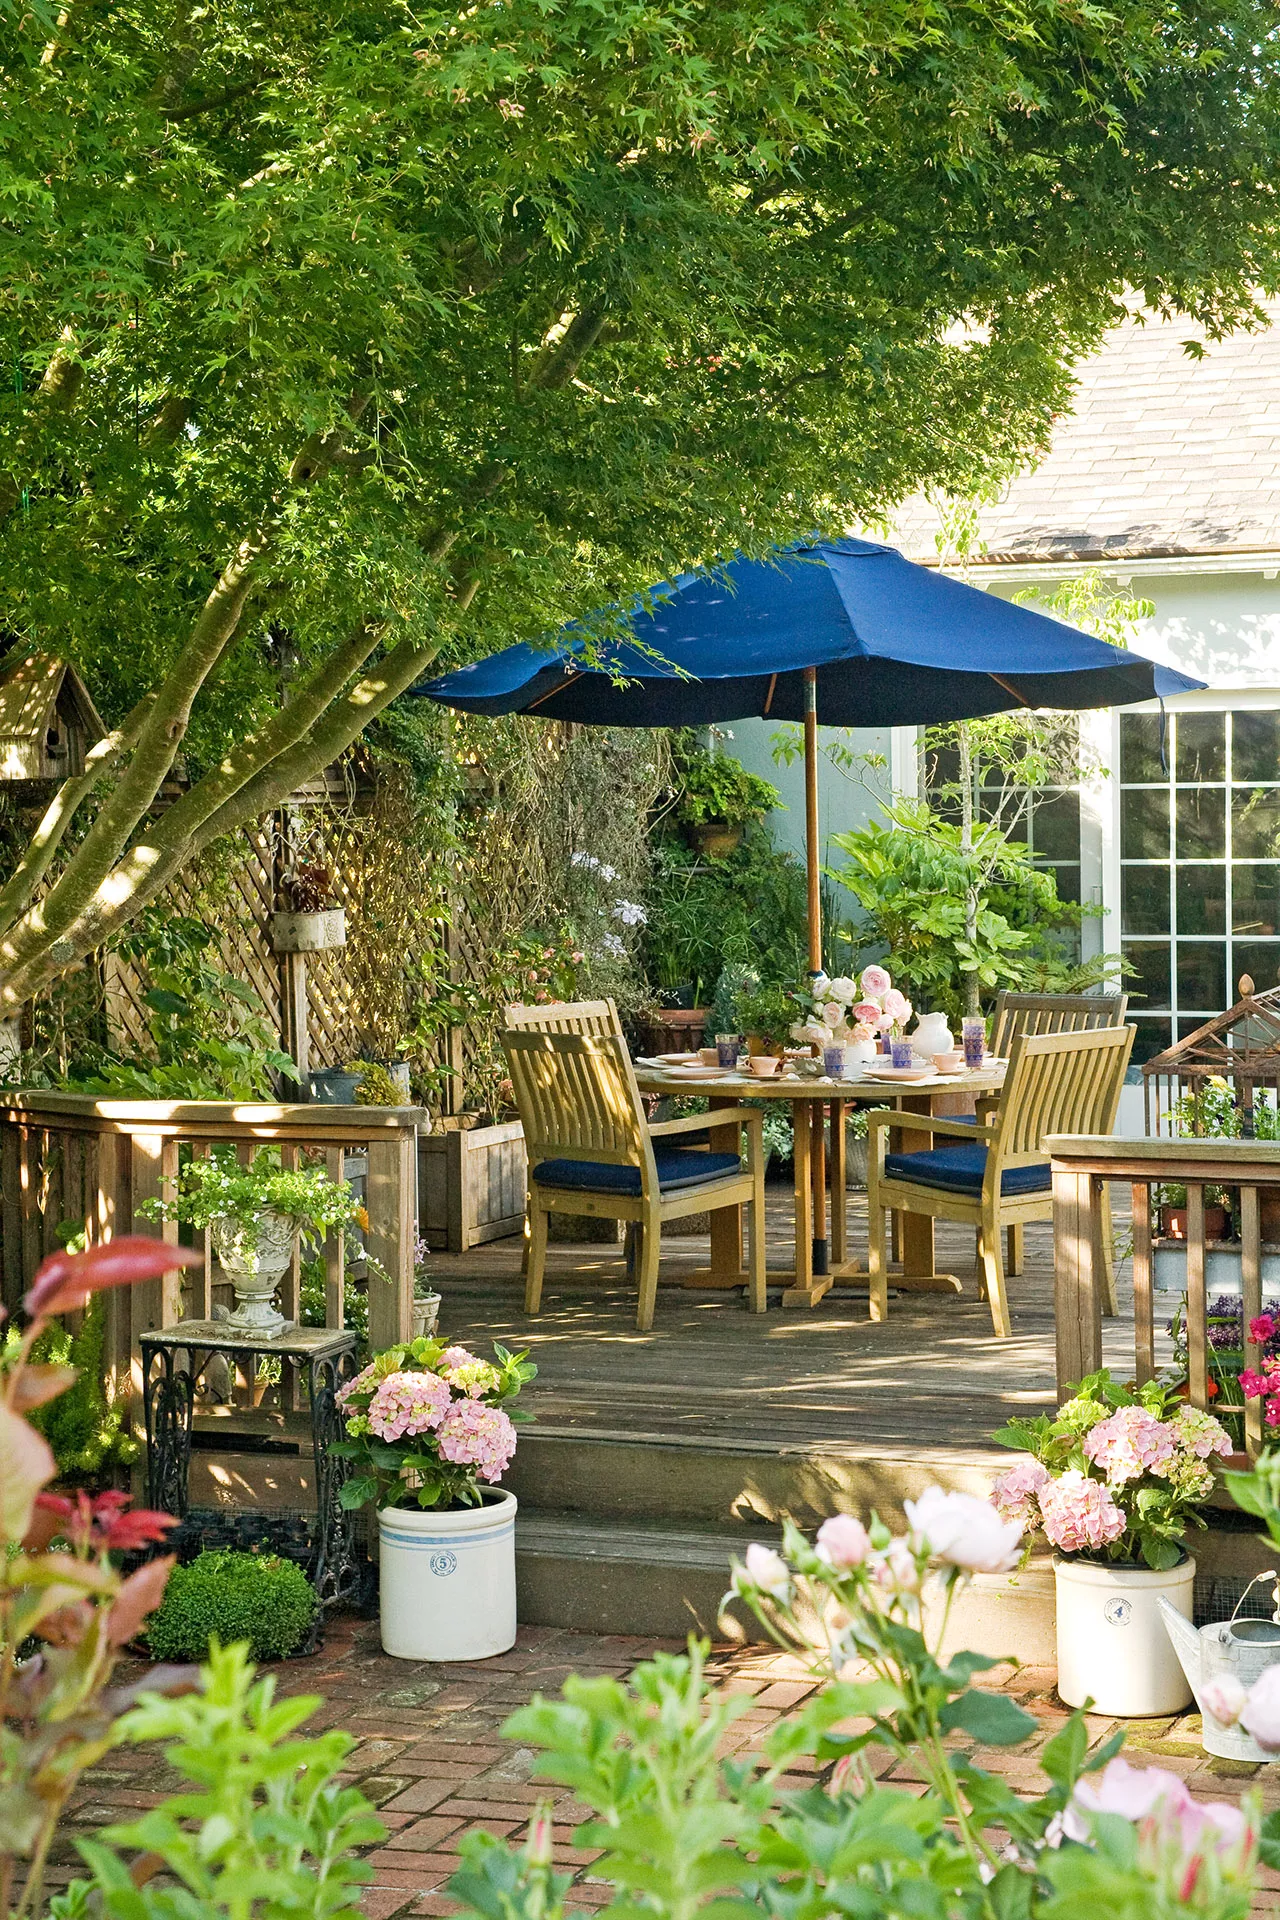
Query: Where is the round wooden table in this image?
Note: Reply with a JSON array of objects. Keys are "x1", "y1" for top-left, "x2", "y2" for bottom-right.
[{"x1": 633, "y1": 1061, "x2": 1007, "y2": 1308}]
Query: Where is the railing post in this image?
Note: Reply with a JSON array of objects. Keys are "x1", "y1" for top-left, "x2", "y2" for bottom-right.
[
  {"x1": 366, "y1": 1123, "x2": 414, "y2": 1349},
  {"x1": 1053, "y1": 1160, "x2": 1102, "y2": 1398}
]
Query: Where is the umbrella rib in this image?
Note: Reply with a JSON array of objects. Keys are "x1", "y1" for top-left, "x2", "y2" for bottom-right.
[{"x1": 988, "y1": 672, "x2": 1033, "y2": 708}]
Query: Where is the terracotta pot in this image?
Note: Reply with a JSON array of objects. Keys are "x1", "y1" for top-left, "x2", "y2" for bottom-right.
[
  {"x1": 687, "y1": 820, "x2": 744, "y2": 859},
  {"x1": 638, "y1": 1008, "x2": 709, "y2": 1055},
  {"x1": 1261, "y1": 1195, "x2": 1280, "y2": 1243},
  {"x1": 1160, "y1": 1206, "x2": 1229, "y2": 1242}
]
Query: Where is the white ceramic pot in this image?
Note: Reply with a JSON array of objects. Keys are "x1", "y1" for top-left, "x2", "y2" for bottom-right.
[
  {"x1": 211, "y1": 1208, "x2": 295, "y2": 1338},
  {"x1": 378, "y1": 1488, "x2": 518, "y2": 1661},
  {"x1": 1055, "y1": 1554, "x2": 1195, "y2": 1716}
]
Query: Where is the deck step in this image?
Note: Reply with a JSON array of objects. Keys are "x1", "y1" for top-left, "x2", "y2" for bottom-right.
[
  {"x1": 507, "y1": 1426, "x2": 1010, "y2": 1530},
  {"x1": 516, "y1": 1514, "x2": 759, "y2": 1639}
]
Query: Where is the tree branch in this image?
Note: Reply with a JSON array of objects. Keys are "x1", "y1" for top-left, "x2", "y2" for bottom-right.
[{"x1": 0, "y1": 328, "x2": 84, "y2": 522}]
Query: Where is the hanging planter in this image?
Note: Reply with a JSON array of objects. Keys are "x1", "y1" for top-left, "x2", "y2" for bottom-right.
[{"x1": 271, "y1": 907, "x2": 347, "y2": 953}]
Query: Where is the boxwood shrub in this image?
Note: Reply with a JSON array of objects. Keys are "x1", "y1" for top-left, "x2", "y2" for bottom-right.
[{"x1": 146, "y1": 1549, "x2": 319, "y2": 1661}]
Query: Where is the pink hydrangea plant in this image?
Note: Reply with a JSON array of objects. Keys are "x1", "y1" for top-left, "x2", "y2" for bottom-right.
[
  {"x1": 366, "y1": 1369, "x2": 452, "y2": 1441},
  {"x1": 436, "y1": 1400, "x2": 518, "y2": 1481},
  {"x1": 990, "y1": 1456, "x2": 1051, "y2": 1531},
  {"x1": 1083, "y1": 1405, "x2": 1178, "y2": 1485},
  {"x1": 1038, "y1": 1470, "x2": 1125, "y2": 1552}
]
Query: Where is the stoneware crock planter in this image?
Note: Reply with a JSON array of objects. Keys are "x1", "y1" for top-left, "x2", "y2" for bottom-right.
[
  {"x1": 378, "y1": 1488, "x2": 517, "y2": 1660},
  {"x1": 211, "y1": 1208, "x2": 295, "y2": 1338},
  {"x1": 1055, "y1": 1553, "x2": 1195, "y2": 1716}
]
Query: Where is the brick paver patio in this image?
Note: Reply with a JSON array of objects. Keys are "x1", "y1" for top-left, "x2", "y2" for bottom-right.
[{"x1": 55, "y1": 1620, "x2": 1280, "y2": 1916}]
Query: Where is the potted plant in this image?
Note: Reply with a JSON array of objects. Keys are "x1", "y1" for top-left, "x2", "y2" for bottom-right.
[
  {"x1": 1157, "y1": 1181, "x2": 1230, "y2": 1242},
  {"x1": 141, "y1": 1148, "x2": 370, "y2": 1337},
  {"x1": 333, "y1": 1336, "x2": 536, "y2": 1660},
  {"x1": 271, "y1": 857, "x2": 347, "y2": 953},
  {"x1": 992, "y1": 1369, "x2": 1232, "y2": 1716},
  {"x1": 673, "y1": 739, "x2": 781, "y2": 859},
  {"x1": 735, "y1": 982, "x2": 799, "y2": 1059},
  {"x1": 411, "y1": 1232, "x2": 441, "y2": 1340}
]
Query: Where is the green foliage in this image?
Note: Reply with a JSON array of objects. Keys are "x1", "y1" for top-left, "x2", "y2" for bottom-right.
[
  {"x1": 1, "y1": 1294, "x2": 137, "y2": 1482},
  {"x1": 140, "y1": 1147, "x2": 363, "y2": 1250},
  {"x1": 735, "y1": 981, "x2": 801, "y2": 1049},
  {"x1": 60, "y1": 1642, "x2": 383, "y2": 1920},
  {"x1": 710, "y1": 964, "x2": 759, "y2": 1038},
  {"x1": 643, "y1": 830, "x2": 809, "y2": 1006},
  {"x1": 144, "y1": 1551, "x2": 319, "y2": 1663},
  {"x1": 671, "y1": 737, "x2": 781, "y2": 829},
  {"x1": 62, "y1": 914, "x2": 295, "y2": 1100},
  {"x1": 348, "y1": 1060, "x2": 405, "y2": 1107},
  {"x1": 300, "y1": 1253, "x2": 369, "y2": 1351}
]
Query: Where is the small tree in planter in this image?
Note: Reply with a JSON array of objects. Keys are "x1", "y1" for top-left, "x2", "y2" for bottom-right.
[
  {"x1": 992, "y1": 1370, "x2": 1232, "y2": 1717},
  {"x1": 141, "y1": 1150, "x2": 371, "y2": 1337},
  {"x1": 333, "y1": 1336, "x2": 535, "y2": 1663}
]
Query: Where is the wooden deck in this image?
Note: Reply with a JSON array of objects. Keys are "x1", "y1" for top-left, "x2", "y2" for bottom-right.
[{"x1": 430, "y1": 1186, "x2": 1156, "y2": 1457}]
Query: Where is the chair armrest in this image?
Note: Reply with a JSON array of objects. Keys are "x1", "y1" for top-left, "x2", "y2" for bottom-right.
[
  {"x1": 866, "y1": 1110, "x2": 997, "y2": 1143},
  {"x1": 648, "y1": 1107, "x2": 756, "y2": 1137}
]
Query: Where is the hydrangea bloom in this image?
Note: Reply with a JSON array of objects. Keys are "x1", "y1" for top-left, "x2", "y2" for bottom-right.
[
  {"x1": 1082, "y1": 1405, "x2": 1177, "y2": 1485},
  {"x1": 441, "y1": 1345, "x2": 479, "y2": 1370},
  {"x1": 444, "y1": 1358, "x2": 502, "y2": 1398},
  {"x1": 336, "y1": 1360, "x2": 380, "y2": 1407},
  {"x1": 1038, "y1": 1470, "x2": 1125, "y2": 1552},
  {"x1": 437, "y1": 1400, "x2": 517, "y2": 1481},
  {"x1": 990, "y1": 1457, "x2": 1051, "y2": 1531},
  {"x1": 366, "y1": 1369, "x2": 452, "y2": 1441},
  {"x1": 1172, "y1": 1405, "x2": 1232, "y2": 1460}
]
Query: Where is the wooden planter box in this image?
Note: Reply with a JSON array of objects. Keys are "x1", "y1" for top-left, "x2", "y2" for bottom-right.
[{"x1": 419, "y1": 1118, "x2": 526, "y2": 1252}]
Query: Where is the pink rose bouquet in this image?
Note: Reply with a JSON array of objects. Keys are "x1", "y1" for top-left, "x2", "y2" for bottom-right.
[
  {"x1": 334, "y1": 1334, "x2": 535, "y2": 1511},
  {"x1": 992, "y1": 1369, "x2": 1230, "y2": 1568}
]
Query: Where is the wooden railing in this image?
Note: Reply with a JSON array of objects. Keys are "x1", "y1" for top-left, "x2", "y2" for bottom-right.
[
  {"x1": 0, "y1": 1093, "x2": 423, "y2": 1416},
  {"x1": 1049, "y1": 1131, "x2": 1280, "y2": 1454}
]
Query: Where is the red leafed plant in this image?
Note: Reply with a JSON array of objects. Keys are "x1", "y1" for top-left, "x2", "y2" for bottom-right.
[{"x1": 0, "y1": 1236, "x2": 201, "y2": 1920}]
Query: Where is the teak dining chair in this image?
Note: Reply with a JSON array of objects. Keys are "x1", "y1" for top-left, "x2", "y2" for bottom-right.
[
  {"x1": 987, "y1": 990, "x2": 1129, "y2": 1292},
  {"x1": 866, "y1": 1024, "x2": 1134, "y2": 1338},
  {"x1": 503, "y1": 1028, "x2": 766, "y2": 1331},
  {"x1": 504, "y1": 998, "x2": 623, "y2": 1039}
]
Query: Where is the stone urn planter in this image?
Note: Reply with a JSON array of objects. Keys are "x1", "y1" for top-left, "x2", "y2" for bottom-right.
[
  {"x1": 411, "y1": 1289, "x2": 442, "y2": 1341},
  {"x1": 211, "y1": 1208, "x2": 296, "y2": 1338}
]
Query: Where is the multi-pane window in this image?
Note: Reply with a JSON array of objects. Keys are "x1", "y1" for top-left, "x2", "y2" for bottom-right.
[
  {"x1": 922, "y1": 740, "x2": 1082, "y2": 913},
  {"x1": 1120, "y1": 711, "x2": 1280, "y2": 1065}
]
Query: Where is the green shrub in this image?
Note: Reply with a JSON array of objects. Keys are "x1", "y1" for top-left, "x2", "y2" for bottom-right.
[
  {"x1": 145, "y1": 1550, "x2": 319, "y2": 1662},
  {"x1": 2, "y1": 1293, "x2": 137, "y2": 1482}
]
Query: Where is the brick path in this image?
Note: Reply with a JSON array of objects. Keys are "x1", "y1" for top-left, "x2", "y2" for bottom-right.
[{"x1": 56, "y1": 1622, "x2": 1280, "y2": 1916}]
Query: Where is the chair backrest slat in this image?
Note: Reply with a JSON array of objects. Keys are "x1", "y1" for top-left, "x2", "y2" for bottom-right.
[
  {"x1": 993, "y1": 1026, "x2": 1134, "y2": 1166},
  {"x1": 504, "y1": 999, "x2": 621, "y2": 1039},
  {"x1": 502, "y1": 1029, "x2": 651, "y2": 1172},
  {"x1": 991, "y1": 991, "x2": 1128, "y2": 1059}
]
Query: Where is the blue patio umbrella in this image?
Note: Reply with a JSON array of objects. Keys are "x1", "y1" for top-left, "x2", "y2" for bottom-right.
[{"x1": 416, "y1": 536, "x2": 1204, "y2": 970}]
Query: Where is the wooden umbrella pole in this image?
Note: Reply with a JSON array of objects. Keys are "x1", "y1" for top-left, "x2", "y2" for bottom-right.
[
  {"x1": 802, "y1": 666, "x2": 827, "y2": 1275},
  {"x1": 804, "y1": 666, "x2": 822, "y2": 975}
]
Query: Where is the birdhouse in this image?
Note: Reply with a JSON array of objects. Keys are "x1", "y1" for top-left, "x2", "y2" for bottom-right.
[
  {"x1": 0, "y1": 653, "x2": 104, "y2": 782},
  {"x1": 1142, "y1": 976, "x2": 1280, "y2": 1136}
]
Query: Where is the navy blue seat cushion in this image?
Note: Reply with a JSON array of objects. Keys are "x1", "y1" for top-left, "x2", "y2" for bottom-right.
[
  {"x1": 883, "y1": 1143, "x2": 1050, "y2": 1197},
  {"x1": 533, "y1": 1150, "x2": 741, "y2": 1196}
]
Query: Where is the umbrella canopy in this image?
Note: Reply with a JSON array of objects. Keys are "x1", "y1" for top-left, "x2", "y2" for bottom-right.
[
  {"x1": 416, "y1": 536, "x2": 1203, "y2": 728},
  {"x1": 415, "y1": 536, "x2": 1206, "y2": 973}
]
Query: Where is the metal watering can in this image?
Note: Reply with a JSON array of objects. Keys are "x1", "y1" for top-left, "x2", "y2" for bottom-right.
[{"x1": 1158, "y1": 1573, "x2": 1280, "y2": 1760}]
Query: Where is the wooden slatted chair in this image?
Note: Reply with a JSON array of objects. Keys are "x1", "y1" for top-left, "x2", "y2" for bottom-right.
[
  {"x1": 505, "y1": 998, "x2": 622, "y2": 1038},
  {"x1": 866, "y1": 1024, "x2": 1134, "y2": 1338},
  {"x1": 503, "y1": 1028, "x2": 766, "y2": 1331},
  {"x1": 987, "y1": 991, "x2": 1129, "y2": 1296}
]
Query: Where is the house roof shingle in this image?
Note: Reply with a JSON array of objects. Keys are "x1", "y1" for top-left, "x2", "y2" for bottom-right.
[{"x1": 889, "y1": 301, "x2": 1280, "y2": 565}]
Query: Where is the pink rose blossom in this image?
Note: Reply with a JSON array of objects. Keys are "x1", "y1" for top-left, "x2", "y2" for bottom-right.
[
  {"x1": 904, "y1": 1487, "x2": 1023, "y2": 1573},
  {"x1": 1083, "y1": 1405, "x2": 1177, "y2": 1485},
  {"x1": 860, "y1": 965, "x2": 892, "y2": 999},
  {"x1": 816, "y1": 1514, "x2": 871, "y2": 1568},
  {"x1": 881, "y1": 988, "x2": 911, "y2": 1024},
  {"x1": 852, "y1": 1001, "x2": 883, "y2": 1026},
  {"x1": 1068, "y1": 1758, "x2": 1248, "y2": 1863},
  {"x1": 1241, "y1": 1665, "x2": 1280, "y2": 1751},
  {"x1": 991, "y1": 1457, "x2": 1051, "y2": 1531},
  {"x1": 366, "y1": 1369, "x2": 452, "y2": 1441},
  {"x1": 436, "y1": 1399, "x2": 517, "y2": 1481},
  {"x1": 1038, "y1": 1470, "x2": 1125, "y2": 1553},
  {"x1": 743, "y1": 1542, "x2": 791, "y2": 1596},
  {"x1": 868, "y1": 1536, "x2": 923, "y2": 1595},
  {"x1": 1202, "y1": 1675, "x2": 1248, "y2": 1727}
]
